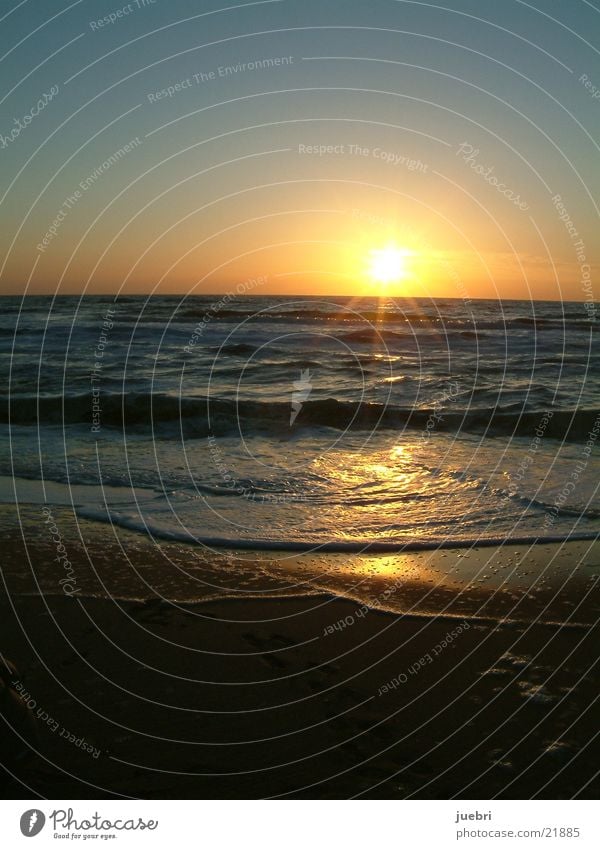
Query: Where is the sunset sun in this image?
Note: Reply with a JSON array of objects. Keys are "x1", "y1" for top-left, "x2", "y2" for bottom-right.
[{"x1": 366, "y1": 245, "x2": 413, "y2": 289}]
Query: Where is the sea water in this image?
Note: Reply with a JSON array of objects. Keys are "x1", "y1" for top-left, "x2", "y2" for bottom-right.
[{"x1": 1, "y1": 295, "x2": 598, "y2": 551}]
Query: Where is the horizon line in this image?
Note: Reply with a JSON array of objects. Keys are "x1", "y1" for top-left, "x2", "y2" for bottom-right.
[{"x1": 0, "y1": 293, "x2": 595, "y2": 304}]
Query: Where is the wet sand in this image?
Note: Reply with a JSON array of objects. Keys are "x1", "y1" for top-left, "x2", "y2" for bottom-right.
[{"x1": 0, "y1": 505, "x2": 599, "y2": 798}]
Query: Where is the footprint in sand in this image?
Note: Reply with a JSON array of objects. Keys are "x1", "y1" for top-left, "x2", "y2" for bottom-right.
[
  {"x1": 259, "y1": 653, "x2": 287, "y2": 671},
  {"x1": 242, "y1": 632, "x2": 297, "y2": 650}
]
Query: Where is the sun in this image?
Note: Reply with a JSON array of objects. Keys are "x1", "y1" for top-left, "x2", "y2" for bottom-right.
[{"x1": 367, "y1": 245, "x2": 413, "y2": 288}]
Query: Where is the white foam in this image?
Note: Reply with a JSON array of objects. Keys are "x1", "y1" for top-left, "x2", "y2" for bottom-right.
[{"x1": 75, "y1": 503, "x2": 600, "y2": 553}]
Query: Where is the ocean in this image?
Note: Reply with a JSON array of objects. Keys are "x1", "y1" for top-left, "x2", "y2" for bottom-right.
[{"x1": 1, "y1": 295, "x2": 599, "y2": 553}]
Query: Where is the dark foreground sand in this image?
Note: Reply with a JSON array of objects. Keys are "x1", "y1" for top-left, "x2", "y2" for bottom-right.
[{"x1": 0, "y1": 506, "x2": 599, "y2": 799}]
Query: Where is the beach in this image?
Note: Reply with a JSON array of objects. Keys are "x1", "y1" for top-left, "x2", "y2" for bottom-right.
[{"x1": 1, "y1": 504, "x2": 598, "y2": 799}]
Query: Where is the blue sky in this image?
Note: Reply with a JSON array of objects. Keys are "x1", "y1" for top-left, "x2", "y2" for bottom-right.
[{"x1": 0, "y1": 0, "x2": 598, "y2": 298}]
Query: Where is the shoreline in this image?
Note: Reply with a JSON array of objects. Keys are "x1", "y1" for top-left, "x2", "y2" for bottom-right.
[
  {"x1": 1, "y1": 502, "x2": 599, "y2": 798},
  {"x1": 1, "y1": 503, "x2": 598, "y2": 626}
]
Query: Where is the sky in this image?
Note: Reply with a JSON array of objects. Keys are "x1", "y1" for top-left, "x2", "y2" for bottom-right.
[{"x1": 0, "y1": 0, "x2": 598, "y2": 300}]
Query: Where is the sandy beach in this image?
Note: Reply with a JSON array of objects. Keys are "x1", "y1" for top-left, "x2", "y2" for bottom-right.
[{"x1": 1, "y1": 505, "x2": 598, "y2": 799}]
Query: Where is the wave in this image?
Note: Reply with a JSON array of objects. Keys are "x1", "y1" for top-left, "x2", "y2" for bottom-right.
[
  {"x1": 211, "y1": 342, "x2": 259, "y2": 355},
  {"x1": 75, "y1": 506, "x2": 600, "y2": 551},
  {"x1": 341, "y1": 328, "x2": 408, "y2": 343},
  {"x1": 79, "y1": 303, "x2": 594, "y2": 333},
  {"x1": 171, "y1": 306, "x2": 594, "y2": 329},
  {"x1": 497, "y1": 489, "x2": 600, "y2": 520},
  {"x1": 2, "y1": 392, "x2": 598, "y2": 440}
]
